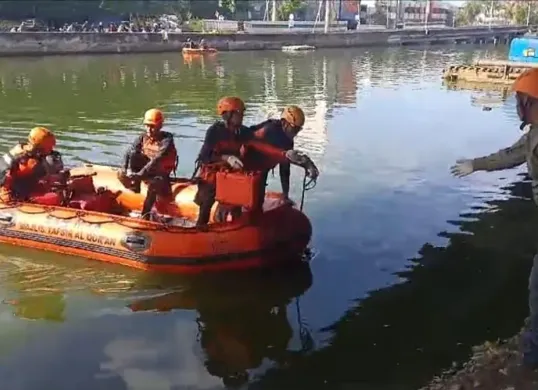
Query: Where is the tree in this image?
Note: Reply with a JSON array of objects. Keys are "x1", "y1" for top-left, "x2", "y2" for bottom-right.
[
  {"x1": 277, "y1": 0, "x2": 305, "y2": 20},
  {"x1": 503, "y1": 0, "x2": 538, "y2": 25},
  {"x1": 0, "y1": 0, "x2": 195, "y2": 23},
  {"x1": 220, "y1": 0, "x2": 235, "y2": 13},
  {"x1": 455, "y1": 1, "x2": 485, "y2": 26}
]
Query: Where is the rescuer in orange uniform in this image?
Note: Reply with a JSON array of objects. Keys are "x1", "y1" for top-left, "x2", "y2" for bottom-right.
[
  {"x1": 121, "y1": 108, "x2": 178, "y2": 220},
  {"x1": 194, "y1": 96, "x2": 252, "y2": 227},
  {"x1": 249, "y1": 105, "x2": 317, "y2": 199},
  {"x1": 0, "y1": 127, "x2": 64, "y2": 204},
  {"x1": 194, "y1": 97, "x2": 318, "y2": 227}
]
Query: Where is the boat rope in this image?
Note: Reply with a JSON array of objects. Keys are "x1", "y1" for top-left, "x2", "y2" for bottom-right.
[
  {"x1": 190, "y1": 160, "x2": 200, "y2": 181},
  {"x1": 295, "y1": 296, "x2": 314, "y2": 353},
  {"x1": 299, "y1": 172, "x2": 317, "y2": 212},
  {"x1": 10, "y1": 200, "x2": 251, "y2": 233}
]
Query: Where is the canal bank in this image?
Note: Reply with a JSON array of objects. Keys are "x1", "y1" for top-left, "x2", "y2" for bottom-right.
[
  {"x1": 422, "y1": 324, "x2": 538, "y2": 390},
  {"x1": 0, "y1": 26, "x2": 527, "y2": 56}
]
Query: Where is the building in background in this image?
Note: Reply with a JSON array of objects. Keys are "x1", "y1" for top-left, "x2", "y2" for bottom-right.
[
  {"x1": 300, "y1": 0, "x2": 366, "y2": 28},
  {"x1": 335, "y1": 0, "x2": 367, "y2": 28},
  {"x1": 373, "y1": 0, "x2": 455, "y2": 27}
]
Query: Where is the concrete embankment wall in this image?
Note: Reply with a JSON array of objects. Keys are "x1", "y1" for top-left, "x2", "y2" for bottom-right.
[{"x1": 0, "y1": 26, "x2": 527, "y2": 56}]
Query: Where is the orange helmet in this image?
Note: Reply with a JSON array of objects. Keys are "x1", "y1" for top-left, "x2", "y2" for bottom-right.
[
  {"x1": 28, "y1": 127, "x2": 56, "y2": 153},
  {"x1": 512, "y1": 68, "x2": 538, "y2": 100},
  {"x1": 217, "y1": 97, "x2": 245, "y2": 116},
  {"x1": 143, "y1": 108, "x2": 164, "y2": 128},
  {"x1": 281, "y1": 105, "x2": 305, "y2": 128}
]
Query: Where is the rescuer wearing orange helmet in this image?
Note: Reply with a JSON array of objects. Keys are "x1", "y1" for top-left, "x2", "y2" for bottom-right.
[
  {"x1": 194, "y1": 97, "x2": 319, "y2": 227},
  {"x1": 121, "y1": 108, "x2": 178, "y2": 220},
  {"x1": 450, "y1": 68, "x2": 538, "y2": 368},
  {"x1": 194, "y1": 96, "x2": 253, "y2": 227},
  {"x1": 0, "y1": 126, "x2": 65, "y2": 204},
  {"x1": 249, "y1": 105, "x2": 318, "y2": 199}
]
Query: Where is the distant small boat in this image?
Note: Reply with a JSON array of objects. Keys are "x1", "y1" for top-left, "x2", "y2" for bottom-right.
[
  {"x1": 282, "y1": 45, "x2": 316, "y2": 52},
  {"x1": 182, "y1": 47, "x2": 218, "y2": 55}
]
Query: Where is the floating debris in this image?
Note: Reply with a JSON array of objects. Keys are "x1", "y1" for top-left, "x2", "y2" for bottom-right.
[{"x1": 282, "y1": 45, "x2": 316, "y2": 52}]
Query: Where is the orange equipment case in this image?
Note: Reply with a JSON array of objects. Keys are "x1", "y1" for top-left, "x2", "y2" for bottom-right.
[{"x1": 215, "y1": 170, "x2": 263, "y2": 210}]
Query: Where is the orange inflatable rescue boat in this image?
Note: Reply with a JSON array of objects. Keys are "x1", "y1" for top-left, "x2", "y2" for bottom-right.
[
  {"x1": 0, "y1": 164, "x2": 312, "y2": 274},
  {"x1": 182, "y1": 47, "x2": 218, "y2": 56}
]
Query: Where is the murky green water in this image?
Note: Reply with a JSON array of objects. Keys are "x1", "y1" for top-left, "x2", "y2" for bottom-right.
[{"x1": 0, "y1": 46, "x2": 533, "y2": 390}]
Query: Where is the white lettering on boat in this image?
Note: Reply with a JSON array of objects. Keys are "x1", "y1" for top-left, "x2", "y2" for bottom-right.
[{"x1": 17, "y1": 215, "x2": 117, "y2": 246}]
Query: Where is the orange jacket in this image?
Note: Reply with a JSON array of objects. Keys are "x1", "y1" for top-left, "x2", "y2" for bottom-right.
[
  {"x1": 0, "y1": 143, "x2": 51, "y2": 198},
  {"x1": 197, "y1": 122, "x2": 288, "y2": 183}
]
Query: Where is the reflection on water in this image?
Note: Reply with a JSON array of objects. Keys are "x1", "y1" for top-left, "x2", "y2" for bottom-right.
[
  {"x1": 0, "y1": 46, "x2": 503, "y2": 169},
  {"x1": 443, "y1": 80, "x2": 512, "y2": 110},
  {"x1": 0, "y1": 45, "x2": 533, "y2": 389},
  {"x1": 0, "y1": 249, "x2": 312, "y2": 390}
]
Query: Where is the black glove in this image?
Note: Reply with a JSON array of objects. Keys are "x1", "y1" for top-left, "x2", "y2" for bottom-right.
[
  {"x1": 285, "y1": 150, "x2": 319, "y2": 180},
  {"x1": 305, "y1": 160, "x2": 319, "y2": 180},
  {"x1": 285, "y1": 150, "x2": 309, "y2": 166}
]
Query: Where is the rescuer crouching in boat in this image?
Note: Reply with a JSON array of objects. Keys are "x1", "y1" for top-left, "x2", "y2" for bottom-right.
[
  {"x1": 450, "y1": 68, "x2": 538, "y2": 369},
  {"x1": 120, "y1": 108, "x2": 178, "y2": 220},
  {"x1": 249, "y1": 105, "x2": 319, "y2": 200},
  {"x1": 194, "y1": 96, "x2": 319, "y2": 228},
  {"x1": 0, "y1": 127, "x2": 66, "y2": 205}
]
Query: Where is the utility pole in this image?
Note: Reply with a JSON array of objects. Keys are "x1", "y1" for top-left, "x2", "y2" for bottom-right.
[
  {"x1": 488, "y1": 0, "x2": 493, "y2": 30},
  {"x1": 263, "y1": 0, "x2": 269, "y2": 20},
  {"x1": 527, "y1": 1, "x2": 532, "y2": 27},
  {"x1": 386, "y1": 0, "x2": 391, "y2": 29},
  {"x1": 271, "y1": 0, "x2": 277, "y2": 22},
  {"x1": 424, "y1": 0, "x2": 430, "y2": 34},
  {"x1": 324, "y1": 0, "x2": 331, "y2": 33}
]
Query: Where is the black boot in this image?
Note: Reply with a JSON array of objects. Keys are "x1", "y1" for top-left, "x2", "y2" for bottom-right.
[
  {"x1": 196, "y1": 201, "x2": 211, "y2": 230},
  {"x1": 141, "y1": 189, "x2": 157, "y2": 220}
]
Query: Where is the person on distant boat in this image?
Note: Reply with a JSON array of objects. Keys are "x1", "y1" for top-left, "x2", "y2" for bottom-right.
[
  {"x1": 184, "y1": 37, "x2": 194, "y2": 49},
  {"x1": 450, "y1": 68, "x2": 538, "y2": 369},
  {"x1": 199, "y1": 38, "x2": 207, "y2": 50},
  {"x1": 0, "y1": 127, "x2": 65, "y2": 205},
  {"x1": 194, "y1": 97, "x2": 318, "y2": 227},
  {"x1": 249, "y1": 105, "x2": 318, "y2": 200},
  {"x1": 120, "y1": 108, "x2": 178, "y2": 220}
]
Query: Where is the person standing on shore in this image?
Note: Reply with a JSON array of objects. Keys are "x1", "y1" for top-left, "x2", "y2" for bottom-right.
[{"x1": 450, "y1": 68, "x2": 538, "y2": 368}]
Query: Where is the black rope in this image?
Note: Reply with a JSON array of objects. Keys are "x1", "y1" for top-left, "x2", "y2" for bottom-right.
[
  {"x1": 299, "y1": 174, "x2": 307, "y2": 212},
  {"x1": 190, "y1": 160, "x2": 200, "y2": 181},
  {"x1": 299, "y1": 170, "x2": 317, "y2": 212},
  {"x1": 295, "y1": 296, "x2": 314, "y2": 353}
]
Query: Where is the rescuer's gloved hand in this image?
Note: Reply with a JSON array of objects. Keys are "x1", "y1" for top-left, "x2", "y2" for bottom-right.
[
  {"x1": 222, "y1": 155, "x2": 244, "y2": 170},
  {"x1": 450, "y1": 159, "x2": 474, "y2": 178}
]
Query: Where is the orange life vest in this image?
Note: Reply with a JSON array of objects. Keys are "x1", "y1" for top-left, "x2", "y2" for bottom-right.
[
  {"x1": 198, "y1": 123, "x2": 248, "y2": 184},
  {"x1": 141, "y1": 133, "x2": 178, "y2": 176},
  {"x1": 0, "y1": 144, "x2": 43, "y2": 188}
]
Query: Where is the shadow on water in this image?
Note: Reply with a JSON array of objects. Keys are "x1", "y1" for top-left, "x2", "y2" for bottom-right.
[{"x1": 250, "y1": 175, "x2": 538, "y2": 390}]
